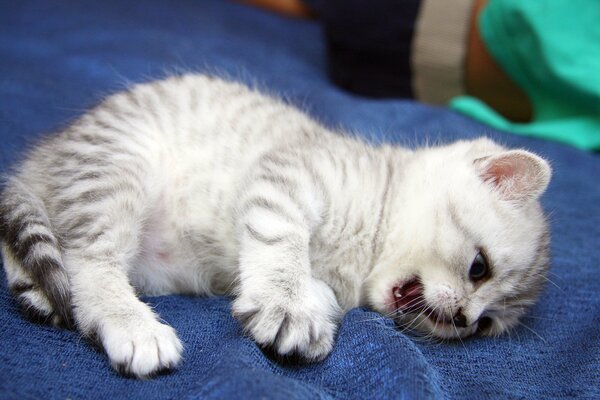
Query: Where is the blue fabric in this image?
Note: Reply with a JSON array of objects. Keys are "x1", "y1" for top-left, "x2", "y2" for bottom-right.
[{"x1": 0, "y1": 1, "x2": 598, "y2": 399}]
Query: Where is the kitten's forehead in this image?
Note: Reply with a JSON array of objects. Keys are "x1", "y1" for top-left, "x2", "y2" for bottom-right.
[
  {"x1": 399, "y1": 148, "x2": 546, "y2": 268},
  {"x1": 422, "y1": 162, "x2": 549, "y2": 276}
]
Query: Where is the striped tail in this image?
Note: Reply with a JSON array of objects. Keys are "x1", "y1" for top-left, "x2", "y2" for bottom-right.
[{"x1": 0, "y1": 178, "x2": 73, "y2": 328}]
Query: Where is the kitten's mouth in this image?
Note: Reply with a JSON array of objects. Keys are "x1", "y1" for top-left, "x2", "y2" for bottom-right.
[
  {"x1": 392, "y1": 279, "x2": 455, "y2": 327},
  {"x1": 392, "y1": 278, "x2": 424, "y2": 313}
]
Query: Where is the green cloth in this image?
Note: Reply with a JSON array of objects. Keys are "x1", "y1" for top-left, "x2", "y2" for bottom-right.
[{"x1": 450, "y1": 0, "x2": 600, "y2": 150}]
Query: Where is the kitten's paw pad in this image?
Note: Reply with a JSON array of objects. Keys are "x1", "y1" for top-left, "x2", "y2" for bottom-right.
[
  {"x1": 233, "y1": 279, "x2": 341, "y2": 362},
  {"x1": 101, "y1": 319, "x2": 183, "y2": 378}
]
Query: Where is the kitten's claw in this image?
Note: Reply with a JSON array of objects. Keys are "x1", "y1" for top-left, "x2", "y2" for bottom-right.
[
  {"x1": 100, "y1": 318, "x2": 183, "y2": 378},
  {"x1": 233, "y1": 279, "x2": 341, "y2": 361}
]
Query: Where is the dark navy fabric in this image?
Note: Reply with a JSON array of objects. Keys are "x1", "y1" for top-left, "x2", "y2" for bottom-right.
[
  {"x1": 309, "y1": 0, "x2": 422, "y2": 98},
  {"x1": 0, "y1": 1, "x2": 598, "y2": 399}
]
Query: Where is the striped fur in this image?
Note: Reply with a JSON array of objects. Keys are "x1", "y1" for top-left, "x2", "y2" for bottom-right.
[
  {"x1": 0, "y1": 74, "x2": 552, "y2": 378},
  {"x1": 0, "y1": 180, "x2": 72, "y2": 327}
]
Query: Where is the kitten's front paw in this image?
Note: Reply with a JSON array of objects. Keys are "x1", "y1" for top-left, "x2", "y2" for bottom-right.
[
  {"x1": 100, "y1": 318, "x2": 183, "y2": 378},
  {"x1": 233, "y1": 279, "x2": 341, "y2": 361}
]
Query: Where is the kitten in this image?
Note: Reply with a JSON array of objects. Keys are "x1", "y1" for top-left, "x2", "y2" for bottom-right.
[{"x1": 0, "y1": 74, "x2": 551, "y2": 378}]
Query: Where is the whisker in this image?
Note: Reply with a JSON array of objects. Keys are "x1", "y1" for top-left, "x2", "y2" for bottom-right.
[
  {"x1": 514, "y1": 324, "x2": 522, "y2": 342},
  {"x1": 408, "y1": 306, "x2": 436, "y2": 333},
  {"x1": 357, "y1": 299, "x2": 428, "y2": 324},
  {"x1": 506, "y1": 325, "x2": 513, "y2": 344},
  {"x1": 451, "y1": 313, "x2": 468, "y2": 353},
  {"x1": 540, "y1": 275, "x2": 564, "y2": 293},
  {"x1": 397, "y1": 308, "x2": 427, "y2": 335},
  {"x1": 523, "y1": 315, "x2": 554, "y2": 321},
  {"x1": 518, "y1": 321, "x2": 547, "y2": 343},
  {"x1": 396, "y1": 296, "x2": 428, "y2": 309},
  {"x1": 357, "y1": 313, "x2": 397, "y2": 324}
]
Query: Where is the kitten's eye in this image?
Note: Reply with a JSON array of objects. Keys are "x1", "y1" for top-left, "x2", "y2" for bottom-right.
[{"x1": 469, "y1": 252, "x2": 489, "y2": 281}]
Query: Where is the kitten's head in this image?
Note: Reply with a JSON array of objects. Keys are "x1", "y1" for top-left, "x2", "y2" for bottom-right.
[{"x1": 365, "y1": 138, "x2": 552, "y2": 339}]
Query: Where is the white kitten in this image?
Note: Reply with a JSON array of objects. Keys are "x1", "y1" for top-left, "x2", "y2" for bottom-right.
[{"x1": 0, "y1": 74, "x2": 551, "y2": 378}]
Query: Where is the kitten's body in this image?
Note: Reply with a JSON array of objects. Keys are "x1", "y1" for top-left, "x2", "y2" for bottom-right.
[{"x1": 0, "y1": 74, "x2": 551, "y2": 378}]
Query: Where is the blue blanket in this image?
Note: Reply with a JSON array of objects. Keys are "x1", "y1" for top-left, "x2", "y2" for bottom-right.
[{"x1": 0, "y1": 1, "x2": 598, "y2": 398}]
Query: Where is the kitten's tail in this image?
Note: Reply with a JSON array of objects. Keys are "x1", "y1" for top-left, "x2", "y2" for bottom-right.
[{"x1": 0, "y1": 178, "x2": 73, "y2": 328}]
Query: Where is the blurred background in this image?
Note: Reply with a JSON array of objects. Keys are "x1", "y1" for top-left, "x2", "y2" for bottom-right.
[
  {"x1": 242, "y1": 0, "x2": 600, "y2": 152},
  {"x1": 0, "y1": 1, "x2": 599, "y2": 399}
]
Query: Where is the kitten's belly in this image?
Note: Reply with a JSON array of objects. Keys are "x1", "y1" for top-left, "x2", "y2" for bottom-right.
[
  {"x1": 126, "y1": 121, "x2": 287, "y2": 296},
  {"x1": 130, "y1": 197, "x2": 239, "y2": 296},
  {"x1": 130, "y1": 160, "x2": 240, "y2": 296}
]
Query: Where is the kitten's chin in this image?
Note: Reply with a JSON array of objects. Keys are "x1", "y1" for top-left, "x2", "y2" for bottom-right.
[
  {"x1": 396, "y1": 312, "x2": 516, "y2": 339},
  {"x1": 395, "y1": 313, "x2": 477, "y2": 340}
]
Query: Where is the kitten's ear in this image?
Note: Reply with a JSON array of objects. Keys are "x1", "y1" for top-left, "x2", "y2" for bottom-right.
[{"x1": 475, "y1": 150, "x2": 552, "y2": 203}]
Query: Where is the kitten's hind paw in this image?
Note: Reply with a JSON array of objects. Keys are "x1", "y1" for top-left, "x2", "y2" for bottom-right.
[
  {"x1": 100, "y1": 318, "x2": 183, "y2": 378},
  {"x1": 233, "y1": 279, "x2": 341, "y2": 362}
]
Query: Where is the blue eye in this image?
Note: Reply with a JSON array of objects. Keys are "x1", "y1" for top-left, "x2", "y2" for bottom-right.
[{"x1": 469, "y1": 252, "x2": 489, "y2": 281}]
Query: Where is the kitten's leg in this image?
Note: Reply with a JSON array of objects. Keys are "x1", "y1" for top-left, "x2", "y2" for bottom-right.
[
  {"x1": 233, "y1": 154, "x2": 342, "y2": 361},
  {"x1": 0, "y1": 179, "x2": 73, "y2": 328},
  {"x1": 59, "y1": 181, "x2": 182, "y2": 378},
  {"x1": 66, "y1": 250, "x2": 182, "y2": 378},
  {"x1": 2, "y1": 244, "x2": 62, "y2": 325}
]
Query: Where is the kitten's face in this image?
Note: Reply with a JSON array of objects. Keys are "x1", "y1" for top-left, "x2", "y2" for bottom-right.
[{"x1": 365, "y1": 139, "x2": 551, "y2": 339}]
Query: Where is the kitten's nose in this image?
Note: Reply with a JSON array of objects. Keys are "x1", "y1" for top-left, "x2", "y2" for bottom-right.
[{"x1": 452, "y1": 310, "x2": 468, "y2": 328}]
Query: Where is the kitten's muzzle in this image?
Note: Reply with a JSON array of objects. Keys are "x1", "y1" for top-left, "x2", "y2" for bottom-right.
[
  {"x1": 392, "y1": 281, "x2": 470, "y2": 329},
  {"x1": 427, "y1": 308, "x2": 468, "y2": 328}
]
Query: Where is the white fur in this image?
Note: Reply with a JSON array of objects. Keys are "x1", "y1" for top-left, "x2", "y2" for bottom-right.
[
  {"x1": 1, "y1": 75, "x2": 552, "y2": 377},
  {"x1": 365, "y1": 139, "x2": 551, "y2": 337}
]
